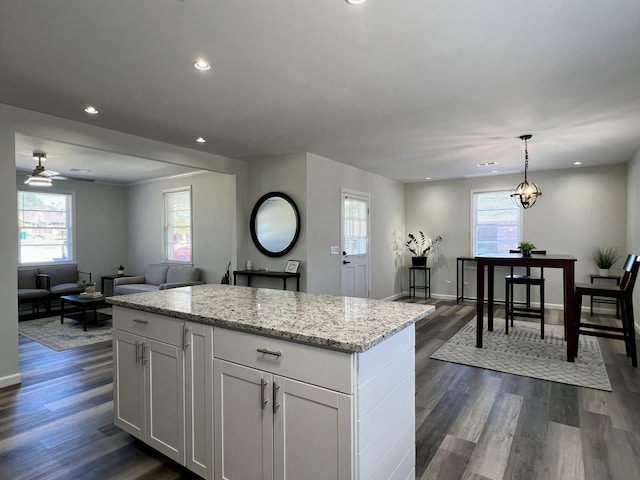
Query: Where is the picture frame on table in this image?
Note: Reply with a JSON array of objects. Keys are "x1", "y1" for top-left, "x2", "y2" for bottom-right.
[{"x1": 285, "y1": 260, "x2": 300, "y2": 273}]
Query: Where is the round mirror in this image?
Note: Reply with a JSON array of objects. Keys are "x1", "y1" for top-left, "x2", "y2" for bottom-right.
[{"x1": 250, "y1": 192, "x2": 301, "y2": 257}]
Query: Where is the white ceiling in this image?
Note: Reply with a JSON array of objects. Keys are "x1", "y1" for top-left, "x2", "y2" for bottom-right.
[{"x1": 2, "y1": 0, "x2": 640, "y2": 183}]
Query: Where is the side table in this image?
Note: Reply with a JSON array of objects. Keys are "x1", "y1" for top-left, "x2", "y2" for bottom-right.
[
  {"x1": 456, "y1": 256, "x2": 476, "y2": 303},
  {"x1": 101, "y1": 274, "x2": 133, "y2": 296},
  {"x1": 409, "y1": 266, "x2": 431, "y2": 299},
  {"x1": 589, "y1": 274, "x2": 621, "y2": 317}
]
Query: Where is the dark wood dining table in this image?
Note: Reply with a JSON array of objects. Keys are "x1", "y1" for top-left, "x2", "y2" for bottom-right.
[{"x1": 475, "y1": 253, "x2": 578, "y2": 362}]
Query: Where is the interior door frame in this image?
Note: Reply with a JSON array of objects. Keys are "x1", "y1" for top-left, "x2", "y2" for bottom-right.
[{"x1": 340, "y1": 188, "x2": 371, "y2": 298}]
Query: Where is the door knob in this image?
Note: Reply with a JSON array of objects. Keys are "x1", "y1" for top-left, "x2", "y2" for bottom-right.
[{"x1": 343, "y1": 260, "x2": 351, "y2": 265}]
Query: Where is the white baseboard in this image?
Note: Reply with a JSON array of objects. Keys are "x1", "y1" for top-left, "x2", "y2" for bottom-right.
[{"x1": 0, "y1": 372, "x2": 22, "y2": 389}]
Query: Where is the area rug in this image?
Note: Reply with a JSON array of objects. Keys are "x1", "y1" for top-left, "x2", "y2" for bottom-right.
[
  {"x1": 431, "y1": 318, "x2": 612, "y2": 391},
  {"x1": 18, "y1": 309, "x2": 112, "y2": 351}
]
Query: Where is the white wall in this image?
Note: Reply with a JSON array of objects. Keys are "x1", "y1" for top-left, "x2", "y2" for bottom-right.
[
  {"x1": 245, "y1": 153, "x2": 308, "y2": 290},
  {"x1": 0, "y1": 102, "x2": 248, "y2": 388},
  {"x1": 306, "y1": 153, "x2": 405, "y2": 299},
  {"x1": 627, "y1": 149, "x2": 640, "y2": 327},
  {"x1": 127, "y1": 171, "x2": 236, "y2": 283},
  {"x1": 405, "y1": 164, "x2": 628, "y2": 307}
]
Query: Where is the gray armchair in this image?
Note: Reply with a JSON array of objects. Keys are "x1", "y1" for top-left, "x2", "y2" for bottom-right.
[{"x1": 18, "y1": 268, "x2": 50, "y2": 313}]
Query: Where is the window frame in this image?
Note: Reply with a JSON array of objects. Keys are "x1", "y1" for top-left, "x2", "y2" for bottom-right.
[
  {"x1": 17, "y1": 188, "x2": 76, "y2": 265},
  {"x1": 470, "y1": 188, "x2": 524, "y2": 256},
  {"x1": 162, "y1": 186, "x2": 193, "y2": 264}
]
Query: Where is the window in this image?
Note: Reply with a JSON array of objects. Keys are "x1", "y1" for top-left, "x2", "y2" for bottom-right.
[
  {"x1": 18, "y1": 190, "x2": 74, "y2": 264},
  {"x1": 164, "y1": 187, "x2": 192, "y2": 263},
  {"x1": 343, "y1": 194, "x2": 368, "y2": 255},
  {"x1": 472, "y1": 190, "x2": 522, "y2": 256}
]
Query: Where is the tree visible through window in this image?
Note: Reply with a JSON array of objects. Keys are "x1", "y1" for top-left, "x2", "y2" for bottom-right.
[
  {"x1": 472, "y1": 190, "x2": 522, "y2": 256},
  {"x1": 164, "y1": 188, "x2": 192, "y2": 263},
  {"x1": 18, "y1": 190, "x2": 73, "y2": 264}
]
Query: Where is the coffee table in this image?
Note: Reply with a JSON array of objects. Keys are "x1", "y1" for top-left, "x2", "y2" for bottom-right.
[{"x1": 60, "y1": 294, "x2": 112, "y2": 331}]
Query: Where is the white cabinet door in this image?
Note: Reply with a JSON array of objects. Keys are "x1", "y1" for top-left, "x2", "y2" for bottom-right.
[
  {"x1": 273, "y1": 377, "x2": 353, "y2": 480},
  {"x1": 144, "y1": 337, "x2": 185, "y2": 464},
  {"x1": 214, "y1": 359, "x2": 273, "y2": 480},
  {"x1": 185, "y1": 321, "x2": 213, "y2": 479},
  {"x1": 113, "y1": 329, "x2": 144, "y2": 439}
]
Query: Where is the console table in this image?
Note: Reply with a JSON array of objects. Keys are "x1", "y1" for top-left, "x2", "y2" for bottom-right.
[
  {"x1": 456, "y1": 256, "x2": 476, "y2": 303},
  {"x1": 233, "y1": 270, "x2": 300, "y2": 291}
]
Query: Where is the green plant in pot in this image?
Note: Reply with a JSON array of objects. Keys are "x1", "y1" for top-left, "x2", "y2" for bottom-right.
[
  {"x1": 406, "y1": 232, "x2": 442, "y2": 266},
  {"x1": 117, "y1": 264, "x2": 125, "y2": 275},
  {"x1": 76, "y1": 279, "x2": 96, "y2": 293},
  {"x1": 592, "y1": 246, "x2": 621, "y2": 276},
  {"x1": 517, "y1": 241, "x2": 536, "y2": 257}
]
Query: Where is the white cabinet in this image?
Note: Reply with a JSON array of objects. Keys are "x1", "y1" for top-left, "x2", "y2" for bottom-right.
[
  {"x1": 184, "y1": 321, "x2": 214, "y2": 480},
  {"x1": 112, "y1": 307, "x2": 185, "y2": 464},
  {"x1": 213, "y1": 328, "x2": 353, "y2": 480}
]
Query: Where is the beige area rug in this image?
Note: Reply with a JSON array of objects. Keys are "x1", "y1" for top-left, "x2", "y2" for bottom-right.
[
  {"x1": 18, "y1": 308, "x2": 112, "y2": 351},
  {"x1": 431, "y1": 318, "x2": 612, "y2": 391}
]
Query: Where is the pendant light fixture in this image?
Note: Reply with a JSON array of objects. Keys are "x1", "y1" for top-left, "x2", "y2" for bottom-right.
[{"x1": 510, "y1": 134, "x2": 541, "y2": 209}]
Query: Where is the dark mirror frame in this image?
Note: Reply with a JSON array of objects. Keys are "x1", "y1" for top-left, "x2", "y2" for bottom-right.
[{"x1": 250, "y1": 192, "x2": 301, "y2": 257}]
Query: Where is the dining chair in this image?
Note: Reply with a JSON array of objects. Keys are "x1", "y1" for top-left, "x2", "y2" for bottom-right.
[
  {"x1": 574, "y1": 254, "x2": 639, "y2": 367},
  {"x1": 505, "y1": 250, "x2": 547, "y2": 338}
]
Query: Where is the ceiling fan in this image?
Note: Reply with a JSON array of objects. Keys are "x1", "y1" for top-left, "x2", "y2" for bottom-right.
[
  {"x1": 24, "y1": 152, "x2": 58, "y2": 186},
  {"x1": 23, "y1": 152, "x2": 95, "y2": 185}
]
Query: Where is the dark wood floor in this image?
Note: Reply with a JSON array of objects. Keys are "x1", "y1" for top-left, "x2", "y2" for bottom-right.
[{"x1": 1, "y1": 298, "x2": 639, "y2": 479}]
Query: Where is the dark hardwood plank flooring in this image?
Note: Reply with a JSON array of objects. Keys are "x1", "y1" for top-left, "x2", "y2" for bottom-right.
[{"x1": 1, "y1": 299, "x2": 639, "y2": 479}]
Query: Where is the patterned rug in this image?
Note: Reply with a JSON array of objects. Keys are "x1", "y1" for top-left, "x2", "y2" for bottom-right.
[
  {"x1": 431, "y1": 318, "x2": 612, "y2": 391},
  {"x1": 18, "y1": 309, "x2": 112, "y2": 351}
]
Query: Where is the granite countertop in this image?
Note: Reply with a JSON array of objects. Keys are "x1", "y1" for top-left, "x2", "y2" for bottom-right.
[{"x1": 106, "y1": 284, "x2": 435, "y2": 353}]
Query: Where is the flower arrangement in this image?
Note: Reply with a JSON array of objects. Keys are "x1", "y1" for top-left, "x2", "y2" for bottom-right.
[{"x1": 406, "y1": 232, "x2": 443, "y2": 257}]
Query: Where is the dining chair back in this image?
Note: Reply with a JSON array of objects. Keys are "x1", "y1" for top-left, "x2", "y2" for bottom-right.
[
  {"x1": 574, "y1": 254, "x2": 639, "y2": 366},
  {"x1": 505, "y1": 250, "x2": 547, "y2": 338}
]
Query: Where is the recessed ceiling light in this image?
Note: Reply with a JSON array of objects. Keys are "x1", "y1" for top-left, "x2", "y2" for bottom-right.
[
  {"x1": 477, "y1": 162, "x2": 497, "y2": 167},
  {"x1": 84, "y1": 106, "x2": 99, "y2": 114},
  {"x1": 425, "y1": 177, "x2": 432, "y2": 180},
  {"x1": 573, "y1": 161, "x2": 582, "y2": 165},
  {"x1": 491, "y1": 170, "x2": 499, "y2": 174},
  {"x1": 195, "y1": 137, "x2": 206, "y2": 143},
  {"x1": 194, "y1": 59, "x2": 211, "y2": 71},
  {"x1": 346, "y1": 0, "x2": 367, "y2": 4},
  {"x1": 70, "y1": 168, "x2": 91, "y2": 173}
]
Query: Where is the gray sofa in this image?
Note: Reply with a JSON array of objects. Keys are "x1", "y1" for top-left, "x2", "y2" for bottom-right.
[{"x1": 113, "y1": 264, "x2": 204, "y2": 295}]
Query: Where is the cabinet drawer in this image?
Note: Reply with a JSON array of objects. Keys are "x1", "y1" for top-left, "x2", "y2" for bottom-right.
[
  {"x1": 214, "y1": 327, "x2": 354, "y2": 394},
  {"x1": 113, "y1": 306, "x2": 184, "y2": 347}
]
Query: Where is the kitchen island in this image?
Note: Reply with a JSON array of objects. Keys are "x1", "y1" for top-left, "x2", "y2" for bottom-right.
[{"x1": 107, "y1": 284, "x2": 434, "y2": 480}]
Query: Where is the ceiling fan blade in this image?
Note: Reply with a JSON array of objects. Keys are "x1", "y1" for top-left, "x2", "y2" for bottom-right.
[
  {"x1": 52, "y1": 175, "x2": 95, "y2": 182},
  {"x1": 39, "y1": 169, "x2": 59, "y2": 177}
]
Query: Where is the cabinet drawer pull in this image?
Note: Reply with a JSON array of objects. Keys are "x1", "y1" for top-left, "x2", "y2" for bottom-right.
[
  {"x1": 260, "y1": 379, "x2": 268, "y2": 409},
  {"x1": 257, "y1": 348, "x2": 282, "y2": 357},
  {"x1": 133, "y1": 318, "x2": 148, "y2": 324}
]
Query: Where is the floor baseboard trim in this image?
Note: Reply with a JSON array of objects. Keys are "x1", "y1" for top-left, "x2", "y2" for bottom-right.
[{"x1": 0, "y1": 372, "x2": 22, "y2": 388}]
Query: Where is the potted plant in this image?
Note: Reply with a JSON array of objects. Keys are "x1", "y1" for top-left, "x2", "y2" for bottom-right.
[
  {"x1": 406, "y1": 232, "x2": 442, "y2": 266},
  {"x1": 117, "y1": 264, "x2": 125, "y2": 275},
  {"x1": 76, "y1": 279, "x2": 96, "y2": 293},
  {"x1": 517, "y1": 241, "x2": 536, "y2": 257},
  {"x1": 592, "y1": 246, "x2": 621, "y2": 276}
]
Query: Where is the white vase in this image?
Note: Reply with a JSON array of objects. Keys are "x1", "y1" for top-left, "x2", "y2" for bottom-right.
[{"x1": 599, "y1": 268, "x2": 610, "y2": 277}]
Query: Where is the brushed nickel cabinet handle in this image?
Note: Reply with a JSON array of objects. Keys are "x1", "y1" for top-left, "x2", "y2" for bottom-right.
[
  {"x1": 135, "y1": 340, "x2": 140, "y2": 363},
  {"x1": 257, "y1": 348, "x2": 282, "y2": 357},
  {"x1": 273, "y1": 382, "x2": 280, "y2": 414},
  {"x1": 260, "y1": 379, "x2": 268, "y2": 409}
]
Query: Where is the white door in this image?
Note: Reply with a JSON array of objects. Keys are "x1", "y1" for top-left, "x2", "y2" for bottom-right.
[
  {"x1": 341, "y1": 190, "x2": 370, "y2": 298},
  {"x1": 214, "y1": 359, "x2": 274, "y2": 480},
  {"x1": 273, "y1": 376, "x2": 353, "y2": 480},
  {"x1": 112, "y1": 329, "x2": 144, "y2": 440},
  {"x1": 184, "y1": 322, "x2": 213, "y2": 479},
  {"x1": 145, "y1": 337, "x2": 185, "y2": 463}
]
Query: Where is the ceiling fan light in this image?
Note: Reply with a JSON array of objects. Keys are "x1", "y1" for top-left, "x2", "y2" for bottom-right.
[{"x1": 25, "y1": 175, "x2": 52, "y2": 187}]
